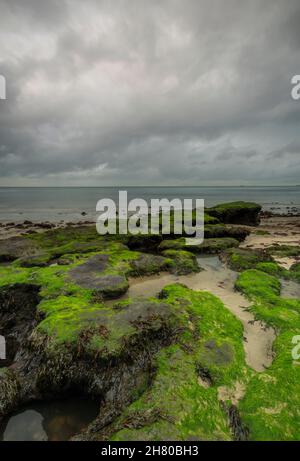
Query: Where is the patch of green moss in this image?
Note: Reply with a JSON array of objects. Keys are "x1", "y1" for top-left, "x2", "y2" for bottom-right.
[
  {"x1": 158, "y1": 238, "x2": 186, "y2": 251},
  {"x1": 194, "y1": 237, "x2": 239, "y2": 254},
  {"x1": 253, "y1": 230, "x2": 270, "y2": 236},
  {"x1": 235, "y1": 269, "x2": 300, "y2": 440},
  {"x1": 0, "y1": 265, "x2": 32, "y2": 287},
  {"x1": 268, "y1": 245, "x2": 300, "y2": 258},
  {"x1": 36, "y1": 295, "x2": 103, "y2": 344},
  {"x1": 235, "y1": 269, "x2": 281, "y2": 306},
  {"x1": 255, "y1": 262, "x2": 284, "y2": 277},
  {"x1": 158, "y1": 237, "x2": 239, "y2": 254},
  {"x1": 162, "y1": 250, "x2": 200, "y2": 275},
  {"x1": 289, "y1": 263, "x2": 300, "y2": 283},
  {"x1": 222, "y1": 248, "x2": 273, "y2": 272},
  {"x1": 109, "y1": 284, "x2": 250, "y2": 441},
  {"x1": 206, "y1": 202, "x2": 261, "y2": 226},
  {"x1": 204, "y1": 224, "x2": 249, "y2": 242},
  {"x1": 128, "y1": 253, "x2": 170, "y2": 276},
  {"x1": 204, "y1": 213, "x2": 219, "y2": 225}
]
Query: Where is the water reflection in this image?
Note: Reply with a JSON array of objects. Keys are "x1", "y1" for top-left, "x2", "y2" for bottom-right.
[{"x1": 0, "y1": 398, "x2": 99, "y2": 441}]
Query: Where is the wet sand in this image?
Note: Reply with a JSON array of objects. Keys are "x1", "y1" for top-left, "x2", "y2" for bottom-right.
[
  {"x1": 241, "y1": 215, "x2": 300, "y2": 268},
  {"x1": 116, "y1": 255, "x2": 276, "y2": 372}
]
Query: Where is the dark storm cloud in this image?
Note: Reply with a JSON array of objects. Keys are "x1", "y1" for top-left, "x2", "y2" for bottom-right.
[{"x1": 0, "y1": 0, "x2": 299, "y2": 185}]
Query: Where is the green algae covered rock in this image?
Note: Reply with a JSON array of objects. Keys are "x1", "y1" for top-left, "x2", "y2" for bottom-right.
[
  {"x1": 206, "y1": 202, "x2": 262, "y2": 226},
  {"x1": 267, "y1": 244, "x2": 300, "y2": 258},
  {"x1": 193, "y1": 237, "x2": 239, "y2": 254},
  {"x1": 1, "y1": 223, "x2": 299, "y2": 441},
  {"x1": 235, "y1": 269, "x2": 300, "y2": 440},
  {"x1": 204, "y1": 224, "x2": 249, "y2": 241},
  {"x1": 129, "y1": 253, "x2": 170, "y2": 276},
  {"x1": 68, "y1": 254, "x2": 129, "y2": 299},
  {"x1": 161, "y1": 249, "x2": 200, "y2": 275},
  {"x1": 159, "y1": 237, "x2": 239, "y2": 254},
  {"x1": 0, "y1": 236, "x2": 41, "y2": 262},
  {"x1": 104, "y1": 284, "x2": 248, "y2": 442},
  {"x1": 222, "y1": 248, "x2": 273, "y2": 272},
  {"x1": 158, "y1": 238, "x2": 186, "y2": 251},
  {"x1": 200, "y1": 339, "x2": 234, "y2": 366}
]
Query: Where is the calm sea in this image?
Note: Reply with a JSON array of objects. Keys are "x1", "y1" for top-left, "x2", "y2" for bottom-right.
[{"x1": 0, "y1": 186, "x2": 299, "y2": 223}]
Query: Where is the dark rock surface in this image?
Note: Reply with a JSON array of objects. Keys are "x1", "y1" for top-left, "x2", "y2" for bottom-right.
[{"x1": 69, "y1": 254, "x2": 129, "y2": 299}]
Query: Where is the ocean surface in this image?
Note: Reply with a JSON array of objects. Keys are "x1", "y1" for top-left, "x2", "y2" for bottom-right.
[{"x1": 0, "y1": 186, "x2": 299, "y2": 223}]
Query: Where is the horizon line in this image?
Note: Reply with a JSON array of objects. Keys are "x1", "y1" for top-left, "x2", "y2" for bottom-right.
[{"x1": 0, "y1": 184, "x2": 299, "y2": 188}]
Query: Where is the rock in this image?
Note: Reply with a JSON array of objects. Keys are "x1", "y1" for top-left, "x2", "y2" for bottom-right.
[
  {"x1": 205, "y1": 224, "x2": 250, "y2": 242},
  {"x1": 189, "y1": 237, "x2": 240, "y2": 254},
  {"x1": 129, "y1": 253, "x2": 169, "y2": 276},
  {"x1": 0, "y1": 237, "x2": 42, "y2": 262},
  {"x1": 221, "y1": 247, "x2": 274, "y2": 271},
  {"x1": 161, "y1": 249, "x2": 200, "y2": 275},
  {"x1": 18, "y1": 252, "x2": 52, "y2": 267},
  {"x1": 125, "y1": 234, "x2": 163, "y2": 252},
  {"x1": 206, "y1": 202, "x2": 262, "y2": 226},
  {"x1": 0, "y1": 283, "x2": 41, "y2": 367},
  {"x1": 0, "y1": 290, "x2": 180, "y2": 431},
  {"x1": 69, "y1": 254, "x2": 129, "y2": 299},
  {"x1": 158, "y1": 238, "x2": 186, "y2": 251},
  {"x1": 200, "y1": 339, "x2": 234, "y2": 366},
  {"x1": 37, "y1": 223, "x2": 55, "y2": 229},
  {"x1": 0, "y1": 369, "x2": 20, "y2": 417},
  {"x1": 159, "y1": 237, "x2": 239, "y2": 254},
  {"x1": 222, "y1": 404, "x2": 249, "y2": 441}
]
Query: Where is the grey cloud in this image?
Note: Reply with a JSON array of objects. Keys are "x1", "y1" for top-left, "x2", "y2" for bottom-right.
[{"x1": 0, "y1": 0, "x2": 299, "y2": 185}]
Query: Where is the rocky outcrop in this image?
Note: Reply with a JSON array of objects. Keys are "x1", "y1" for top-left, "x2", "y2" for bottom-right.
[
  {"x1": 221, "y1": 247, "x2": 273, "y2": 271},
  {"x1": 0, "y1": 284, "x2": 41, "y2": 367},
  {"x1": 206, "y1": 202, "x2": 262, "y2": 226},
  {"x1": 69, "y1": 254, "x2": 129, "y2": 299},
  {"x1": 0, "y1": 237, "x2": 41, "y2": 262}
]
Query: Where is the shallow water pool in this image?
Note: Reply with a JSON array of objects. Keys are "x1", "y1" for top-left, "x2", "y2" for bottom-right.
[{"x1": 0, "y1": 397, "x2": 100, "y2": 441}]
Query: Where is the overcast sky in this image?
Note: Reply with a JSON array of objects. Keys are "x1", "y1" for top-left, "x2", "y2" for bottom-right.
[{"x1": 0, "y1": 0, "x2": 299, "y2": 186}]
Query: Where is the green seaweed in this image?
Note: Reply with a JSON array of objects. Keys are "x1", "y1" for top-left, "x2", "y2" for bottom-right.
[
  {"x1": 236, "y1": 269, "x2": 300, "y2": 440},
  {"x1": 110, "y1": 284, "x2": 250, "y2": 441}
]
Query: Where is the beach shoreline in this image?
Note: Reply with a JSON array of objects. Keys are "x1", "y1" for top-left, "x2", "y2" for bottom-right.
[{"x1": 0, "y1": 203, "x2": 299, "y2": 441}]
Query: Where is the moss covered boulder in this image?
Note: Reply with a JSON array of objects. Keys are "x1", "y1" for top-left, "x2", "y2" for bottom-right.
[
  {"x1": 206, "y1": 202, "x2": 262, "y2": 226},
  {"x1": 69, "y1": 254, "x2": 129, "y2": 299},
  {"x1": 129, "y1": 253, "x2": 170, "y2": 276},
  {"x1": 235, "y1": 269, "x2": 300, "y2": 440},
  {"x1": 99, "y1": 284, "x2": 249, "y2": 441},
  {"x1": 221, "y1": 248, "x2": 273, "y2": 272},
  {"x1": 204, "y1": 224, "x2": 249, "y2": 242},
  {"x1": 161, "y1": 249, "x2": 200, "y2": 275}
]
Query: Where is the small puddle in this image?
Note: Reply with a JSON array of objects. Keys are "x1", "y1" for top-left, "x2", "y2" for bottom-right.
[
  {"x1": 0, "y1": 397, "x2": 99, "y2": 441},
  {"x1": 116, "y1": 255, "x2": 276, "y2": 372}
]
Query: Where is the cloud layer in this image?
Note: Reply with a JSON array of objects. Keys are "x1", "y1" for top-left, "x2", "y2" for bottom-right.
[{"x1": 0, "y1": 0, "x2": 299, "y2": 185}]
